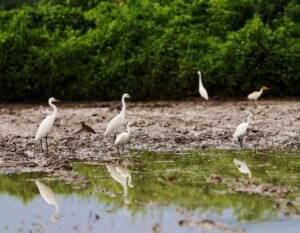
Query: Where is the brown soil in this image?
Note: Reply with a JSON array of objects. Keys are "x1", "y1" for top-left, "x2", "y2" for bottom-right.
[{"x1": 0, "y1": 100, "x2": 299, "y2": 171}]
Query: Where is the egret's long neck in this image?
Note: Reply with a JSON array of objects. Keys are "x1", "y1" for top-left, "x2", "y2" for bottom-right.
[
  {"x1": 259, "y1": 88, "x2": 264, "y2": 95},
  {"x1": 198, "y1": 72, "x2": 203, "y2": 87},
  {"x1": 246, "y1": 116, "x2": 251, "y2": 125},
  {"x1": 121, "y1": 96, "x2": 126, "y2": 115},
  {"x1": 49, "y1": 101, "x2": 57, "y2": 118},
  {"x1": 127, "y1": 124, "x2": 131, "y2": 134}
]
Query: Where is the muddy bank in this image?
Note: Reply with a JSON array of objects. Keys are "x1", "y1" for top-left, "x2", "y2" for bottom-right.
[{"x1": 0, "y1": 100, "x2": 299, "y2": 165}]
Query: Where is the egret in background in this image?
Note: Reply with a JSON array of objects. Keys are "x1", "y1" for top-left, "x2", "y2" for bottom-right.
[
  {"x1": 197, "y1": 71, "x2": 209, "y2": 100},
  {"x1": 35, "y1": 97, "x2": 60, "y2": 154},
  {"x1": 105, "y1": 93, "x2": 130, "y2": 139},
  {"x1": 233, "y1": 113, "x2": 253, "y2": 148},
  {"x1": 35, "y1": 180, "x2": 62, "y2": 222},
  {"x1": 248, "y1": 86, "x2": 270, "y2": 101},
  {"x1": 114, "y1": 122, "x2": 133, "y2": 153},
  {"x1": 233, "y1": 159, "x2": 252, "y2": 179}
]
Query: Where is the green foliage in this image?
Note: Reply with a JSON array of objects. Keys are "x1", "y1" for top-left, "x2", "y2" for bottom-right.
[{"x1": 0, "y1": 0, "x2": 299, "y2": 101}]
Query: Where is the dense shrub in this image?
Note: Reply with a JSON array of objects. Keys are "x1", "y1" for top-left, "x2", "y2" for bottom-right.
[{"x1": 0, "y1": 0, "x2": 299, "y2": 101}]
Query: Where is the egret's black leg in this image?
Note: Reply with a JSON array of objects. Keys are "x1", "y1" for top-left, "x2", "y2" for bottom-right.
[
  {"x1": 238, "y1": 137, "x2": 244, "y2": 148},
  {"x1": 117, "y1": 147, "x2": 120, "y2": 154},
  {"x1": 45, "y1": 136, "x2": 49, "y2": 155},
  {"x1": 40, "y1": 140, "x2": 44, "y2": 152}
]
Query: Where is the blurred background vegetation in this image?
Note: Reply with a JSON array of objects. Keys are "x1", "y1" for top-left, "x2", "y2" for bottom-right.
[{"x1": 0, "y1": 0, "x2": 299, "y2": 101}]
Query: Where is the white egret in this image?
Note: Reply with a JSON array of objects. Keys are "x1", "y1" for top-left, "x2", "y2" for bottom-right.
[
  {"x1": 35, "y1": 97, "x2": 60, "y2": 154},
  {"x1": 104, "y1": 93, "x2": 130, "y2": 139},
  {"x1": 114, "y1": 122, "x2": 133, "y2": 153},
  {"x1": 35, "y1": 180, "x2": 62, "y2": 222},
  {"x1": 197, "y1": 71, "x2": 209, "y2": 100},
  {"x1": 106, "y1": 165, "x2": 133, "y2": 204},
  {"x1": 248, "y1": 86, "x2": 270, "y2": 101},
  {"x1": 233, "y1": 159, "x2": 252, "y2": 179},
  {"x1": 233, "y1": 113, "x2": 253, "y2": 148}
]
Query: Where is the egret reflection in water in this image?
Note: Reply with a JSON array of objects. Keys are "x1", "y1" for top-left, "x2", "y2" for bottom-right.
[
  {"x1": 106, "y1": 165, "x2": 134, "y2": 204},
  {"x1": 233, "y1": 159, "x2": 252, "y2": 179},
  {"x1": 34, "y1": 180, "x2": 63, "y2": 222}
]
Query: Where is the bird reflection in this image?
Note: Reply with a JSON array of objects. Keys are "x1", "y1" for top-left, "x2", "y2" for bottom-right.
[
  {"x1": 34, "y1": 180, "x2": 63, "y2": 222},
  {"x1": 233, "y1": 159, "x2": 252, "y2": 179},
  {"x1": 106, "y1": 165, "x2": 134, "y2": 204}
]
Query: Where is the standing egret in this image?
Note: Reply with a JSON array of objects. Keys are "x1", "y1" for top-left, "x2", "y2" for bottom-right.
[
  {"x1": 248, "y1": 86, "x2": 270, "y2": 101},
  {"x1": 197, "y1": 71, "x2": 209, "y2": 100},
  {"x1": 233, "y1": 113, "x2": 253, "y2": 148},
  {"x1": 35, "y1": 97, "x2": 60, "y2": 154},
  {"x1": 233, "y1": 159, "x2": 252, "y2": 179},
  {"x1": 104, "y1": 93, "x2": 130, "y2": 139},
  {"x1": 114, "y1": 122, "x2": 133, "y2": 153},
  {"x1": 35, "y1": 180, "x2": 62, "y2": 222}
]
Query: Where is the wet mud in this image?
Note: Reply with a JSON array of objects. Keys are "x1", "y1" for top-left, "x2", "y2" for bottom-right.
[{"x1": 0, "y1": 100, "x2": 299, "y2": 172}]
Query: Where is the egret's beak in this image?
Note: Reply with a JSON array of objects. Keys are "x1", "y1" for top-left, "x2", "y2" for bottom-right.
[{"x1": 54, "y1": 99, "x2": 61, "y2": 102}]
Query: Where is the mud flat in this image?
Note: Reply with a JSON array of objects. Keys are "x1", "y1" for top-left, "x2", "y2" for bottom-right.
[{"x1": 0, "y1": 100, "x2": 299, "y2": 168}]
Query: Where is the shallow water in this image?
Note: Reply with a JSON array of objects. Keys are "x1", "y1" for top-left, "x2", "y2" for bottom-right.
[{"x1": 1, "y1": 150, "x2": 300, "y2": 233}]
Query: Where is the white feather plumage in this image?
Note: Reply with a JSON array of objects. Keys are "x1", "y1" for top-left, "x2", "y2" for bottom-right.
[
  {"x1": 198, "y1": 71, "x2": 209, "y2": 100},
  {"x1": 35, "y1": 97, "x2": 59, "y2": 141},
  {"x1": 105, "y1": 93, "x2": 130, "y2": 136},
  {"x1": 114, "y1": 122, "x2": 133, "y2": 146},
  {"x1": 233, "y1": 114, "x2": 252, "y2": 139}
]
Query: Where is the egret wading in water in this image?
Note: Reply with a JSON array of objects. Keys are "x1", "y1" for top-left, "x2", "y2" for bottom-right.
[
  {"x1": 35, "y1": 97, "x2": 60, "y2": 154},
  {"x1": 114, "y1": 122, "x2": 133, "y2": 153},
  {"x1": 233, "y1": 159, "x2": 252, "y2": 180},
  {"x1": 105, "y1": 93, "x2": 130, "y2": 140},
  {"x1": 197, "y1": 71, "x2": 209, "y2": 100},
  {"x1": 233, "y1": 113, "x2": 253, "y2": 148},
  {"x1": 35, "y1": 180, "x2": 62, "y2": 222},
  {"x1": 248, "y1": 86, "x2": 270, "y2": 101}
]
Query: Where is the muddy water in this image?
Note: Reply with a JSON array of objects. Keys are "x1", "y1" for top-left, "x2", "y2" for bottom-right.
[{"x1": 1, "y1": 150, "x2": 300, "y2": 233}]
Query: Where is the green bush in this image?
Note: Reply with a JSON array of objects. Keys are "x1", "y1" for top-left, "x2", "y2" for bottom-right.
[{"x1": 0, "y1": 0, "x2": 299, "y2": 101}]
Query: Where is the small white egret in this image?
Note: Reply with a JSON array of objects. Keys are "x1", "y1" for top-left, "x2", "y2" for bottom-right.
[
  {"x1": 197, "y1": 71, "x2": 209, "y2": 100},
  {"x1": 35, "y1": 97, "x2": 60, "y2": 154},
  {"x1": 233, "y1": 113, "x2": 253, "y2": 148},
  {"x1": 104, "y1": 93, "x2": 130, "y2": 139},
  {"x1": 35, "y1": 180, "x2": 62, "y2": 222},
  {"x1": 106, "y1": 165, "x2": 133, "y2": 204},
  {"x1": 114, "y1": 122, "x2": 133, "y2": 153},
  {"x1": 233, "y1": 159, "x2": 252, "y2": 179},
  {"x1": 247, "y1": 86, "x2": 270, "y2": 101}
]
